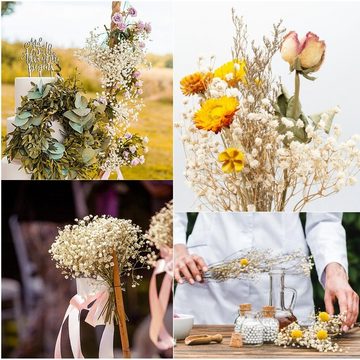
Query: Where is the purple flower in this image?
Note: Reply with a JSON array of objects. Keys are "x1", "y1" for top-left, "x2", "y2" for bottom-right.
[
  {"x1": 131, "y1": 158, "x2": 140, "y2": 166},
  {"x1": 144, "y1": 22, "x2": 152, "y2": 33},
  {"x1": 112, "y1": 12, "x2": 123, "y2": 24},
  {"x1": 123, "y1": 151, "x2": 129, "y2": 158},
  {"x1": 136, "y1": 21, "x2": 145, "y2": 31},
  {"x1": 139, "y1": 155, "x2": 145, "y2": 164},
  {"x1": 124, "y1": 132, "x2": 132, "y2": 140},
  {"x1": 137, "y1": 88, "x2": 143, "y2": 95},
  {"x1": 135, "y1": 80, "x2": 143, "y2": 87},
  {"x1": 97, "y1": 96, "x2": 107, "y2": 105},
  {"x1": 129, "y1": 145, "x2": 137, "y2": 154},
  {"x1": 133, "y1": 71, "x2": 141, "y2": 78},
  {"x1": 117, "y1": 22, "x2": 127, "y2": 31},
  {"x1": 127, "y1": 7, "x2": 137, "y2": 17},
  {"x1": 139, "y1": 41, "x2": 145, "y2": 49}
]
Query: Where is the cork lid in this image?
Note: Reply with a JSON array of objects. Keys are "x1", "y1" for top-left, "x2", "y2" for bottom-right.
[
  {"x1": 262, "y1": 305, "x2": 275, "y2": 318},
  {"x1": 239, "y1": 303, "x2": 252, "y2": 314}
]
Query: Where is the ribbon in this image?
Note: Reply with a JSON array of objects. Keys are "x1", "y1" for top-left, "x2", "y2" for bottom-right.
[
  {"x1": 149, "y1": 246, "x2": 174, "y2": 350},
  {"x1": 55, "y1": 281, "x2": 114, "y2": 358},
  {"x1": 101, "y1": 167, "x2": 124, "y2": 180}
]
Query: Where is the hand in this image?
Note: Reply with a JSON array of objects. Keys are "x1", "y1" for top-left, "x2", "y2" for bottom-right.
[
  {"x1": 324, "y1": 262, "x2": 359, "y2": 331},
  {"x1": 174, "y1": 244, "x2": 208, "y2": 285}
]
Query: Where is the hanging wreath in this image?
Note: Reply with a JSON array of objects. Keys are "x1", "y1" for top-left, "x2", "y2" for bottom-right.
[{"x1": 4, "y1": 76, "x2": 106, "y2": 179}]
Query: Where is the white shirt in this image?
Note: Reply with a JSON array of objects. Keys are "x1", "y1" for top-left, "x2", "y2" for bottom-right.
[{"x1": 174, "y1": 213, "x2": 347, "y2": 324}]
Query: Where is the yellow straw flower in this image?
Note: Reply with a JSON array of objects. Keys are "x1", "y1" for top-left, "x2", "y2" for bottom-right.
[
  {"x1": 218, "y1": 148, "x2": 245, "y2": 173},
  {"x1": 318, "y1": 311, "x2": 330, "y2": 322},
  {"x1": 180, "y1": 72, "x2": 213, "y2": 96},
  {"x1": 214, "y1": 59, "x2": 246, "y2": 87},
  {"x1": 290, "y1": 329, "x2": 303, "y2": 339},
  {"x1": 316, "y1": 329, "x2": 328, "y2": 340},
  {"x1": 239, "y1": 258, "x2": 249, "y2": 266},
  {"x1": 194, "y1": 96, "x2": 238, "y2": 133}
]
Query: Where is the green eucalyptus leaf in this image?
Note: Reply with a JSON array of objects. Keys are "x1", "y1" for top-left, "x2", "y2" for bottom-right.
[
  {"x1": 82, "y1": 148, "x2": 96, "y2": 163},
  {"x1": 69, "y1": 121, "x2": 84, "y2": 133},
  {"x1": 42, "y1": 84, "x2": 52, "y2": 98},
  {"x1": 14, "y1": 116, "x2": 30, "y2": 126},
  {"x1": 48, "y1": 152, "x2": 63, "y2": 160},
  {"x1": 63, "y1": 110, "x2": 81, "y2": 123},
  {"x1": 27, "y1": 91, "x2": 43, "y2": 100},
  {"x1": 29, "y1": 115, "x2": 43, "y2": 126},
  {"x1": 48, "y1": 142, "x2": 65, "y2": 155},
  {"x1": 73, "y1": 107, "x2": 91, "y2": 117},
  {"x1": 38, "y1": 80, "x2": 44, "y2": 94},
  {"x1": 75, "y1": 93, "x2": 88, "y2": 108},
  {"x1": 17, "y1": 111, "x2": 32, "y2": 119}
]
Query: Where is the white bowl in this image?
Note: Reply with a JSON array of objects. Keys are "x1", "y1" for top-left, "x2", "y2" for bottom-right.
[{"x1": 174, "y1": 314, "x2": 194, "y2": 340}]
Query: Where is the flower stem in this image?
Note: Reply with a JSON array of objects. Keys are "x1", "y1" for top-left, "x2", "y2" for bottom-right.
[{"x1": 291, "y1": 71, "x2": 301, "y2": 120}]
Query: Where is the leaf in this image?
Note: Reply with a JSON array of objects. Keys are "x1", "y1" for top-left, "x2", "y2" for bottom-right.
[
  {"x1": 63, "y1": 110, "x2": 82, "y2": 123},
  {"x1": 72, "y1": 107, "x2": 91, "y2": 117},
  {"x1": 69, "y1": 121, "x2": 83, "y2": 134},
  {"x1": 49, "y1": 152, "x2": 63, "y2": 160},
  {"x1": 42, "y1": 84, "x2": 52, "y2": 98},
  {"x1": 277, "y1": 117, "x2": 310, "y2": 145},
  {"x1": 75, "y1": 93, "x2": 88, "y2": 108},
  {"x1": 29, "y1": 115, "x2": 43, "y2": 126},
  {"x1": 82, "y1": 148, "x2": 96, "y2": 163},
  {"x1": 17, "y1": 111, "x2": 32, "y2": 119},
  {"x1": 38, "y1": 80, "x2": 44, "y2": 94},
  {"x1": 276, "y1": 93, "x2": 288, "y2": 117},
  {"x1": 286, "y1": 96, "x2": 302, "y2": 120},
  {"x1": 27, "y1": 91, "x2": 43, "y2": 100},
  {"x1": 95, "y1": 104, "x2": 106, "y2": 113},
  {"x1": 14, "y1": 115, "x2": 29, "y2": 127},
  {"x1": 309, "y1": 108, "x2": 338, "y2": 134},
  {"x1": 48, "y1": 141, "x2": 65, "y2": 155}
]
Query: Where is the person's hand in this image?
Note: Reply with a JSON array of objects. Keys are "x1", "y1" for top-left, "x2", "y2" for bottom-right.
[
  {"x1": 324, "y1": 262, "x2": 359, "y2": 331},
  {"x1": 174, "y1": 244, "x2": 208, "y2": 284}
]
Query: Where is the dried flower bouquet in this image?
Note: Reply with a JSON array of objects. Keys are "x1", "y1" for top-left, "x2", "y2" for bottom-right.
[
  {"x1": 178, "y1": 9, "x2": 360, "y2": 211},
  {"x1": 201, "y1": 249, "x2": 313, "y2": 282}
]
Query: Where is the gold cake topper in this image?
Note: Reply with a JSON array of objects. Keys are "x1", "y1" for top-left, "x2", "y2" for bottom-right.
[{"x1": 22, "y1": 37, "x2": 59, "y2": 77}]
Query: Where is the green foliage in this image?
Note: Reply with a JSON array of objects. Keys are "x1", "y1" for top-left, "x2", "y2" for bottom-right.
[
  {"x1": 4, "y1": 76, "x2": 105, "y2": 179},
  {"x1": 1, "y1": 1, "x2": 16, "y2": 16}
]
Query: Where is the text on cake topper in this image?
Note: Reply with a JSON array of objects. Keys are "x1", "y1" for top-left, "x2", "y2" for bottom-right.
[{"x1": 22, "y1": 38, "x2": 59, "y2": 77}]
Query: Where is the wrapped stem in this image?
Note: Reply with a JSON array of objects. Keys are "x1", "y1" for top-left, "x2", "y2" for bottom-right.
[{"x1": 113, "y1": 250, "x2": 131, "y2": 358}]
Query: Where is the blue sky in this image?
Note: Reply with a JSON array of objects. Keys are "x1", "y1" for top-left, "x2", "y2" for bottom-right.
[{"x1": 1, "y1": 1, "x2": 172, "y2": 54}]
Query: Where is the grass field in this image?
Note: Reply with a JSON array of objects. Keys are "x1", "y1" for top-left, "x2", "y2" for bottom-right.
[{"x1": 1, "y1": 70, "x2": 173, "y2": 180}]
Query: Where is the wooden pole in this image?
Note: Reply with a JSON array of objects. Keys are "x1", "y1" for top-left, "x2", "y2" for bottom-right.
[
  {"x1": 113, "y1": 250, "x2": 131, "y2": 358},
  {"x1": 109, "y1": 1, "x2": 121, "y2": 48}
]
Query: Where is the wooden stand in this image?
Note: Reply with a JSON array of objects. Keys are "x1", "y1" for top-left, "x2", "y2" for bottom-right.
[{"x1": 113, "y1": 250, "x2": 131, "y2": 358}]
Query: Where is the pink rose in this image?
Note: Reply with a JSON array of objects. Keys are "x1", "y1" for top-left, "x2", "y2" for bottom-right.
[{"x1": 281, "y1": 31, "x2": 326, "y2": 72}]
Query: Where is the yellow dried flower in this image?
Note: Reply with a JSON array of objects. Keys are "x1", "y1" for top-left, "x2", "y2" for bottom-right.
[
  {"x1": 218, "y1": 148, "x2": 245, "y2": 173},
  {"x1": 180, "y1": 72, "x2": 213, "y2": 96},
  {"x1": 194, "y1": 96, "x2": 238, "y2": 133},
  {"x1": 239, "y1": 258, "x2": 249, "y2": 266},
  {"x1": 316, "y1": 329, "x2": 328, "y2": 340},
  {"x1": 214, "y1": 59, "x2": 246, "y2": 87},
  {"x1": 318, "y1": 311, "x2": 330, "y2": 322},
  {"x1": 290, "y1": 329, "x2": 303, "y2": 339}
]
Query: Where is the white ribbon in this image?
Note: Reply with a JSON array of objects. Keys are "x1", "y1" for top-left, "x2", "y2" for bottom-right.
[
  {"x1": 101, "y1": 168, "x2": 124, "y2": 180},
  {"x1": 55, "y1": 278, "x2": 114, "y2": 358}
]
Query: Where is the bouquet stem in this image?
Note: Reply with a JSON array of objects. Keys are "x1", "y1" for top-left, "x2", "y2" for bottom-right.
[{"x1": 113, "y1": 250, "x2": 131, "y2": 358}]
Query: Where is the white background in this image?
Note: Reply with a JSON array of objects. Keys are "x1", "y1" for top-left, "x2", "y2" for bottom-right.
[
  {"x1": 173, "y1": 0, "x2": 360, "y2": 212},
  {"x1": 1, "y1": 1, "x2": 172, "y2": 54}
]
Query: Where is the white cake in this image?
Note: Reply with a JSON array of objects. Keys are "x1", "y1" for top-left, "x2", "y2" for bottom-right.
[{"x1": 2, "y1": 77, "x2": 55, "y2": 180}]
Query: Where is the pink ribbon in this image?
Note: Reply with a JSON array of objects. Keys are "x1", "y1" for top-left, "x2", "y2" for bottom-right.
[
  {"x1": 149, "y1": 246, "x2": 174, "y2": 350},
  {"x1": 55, "y1": 290, "x2": 114, "y2": 358},
  {"x1": 101, "y1": 168, "x2": 124, "y2": 180}
]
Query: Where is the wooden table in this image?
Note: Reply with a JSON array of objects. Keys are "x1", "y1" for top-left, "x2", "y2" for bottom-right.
[{"x1": 174, "y1": 325, "x2": 360, "y2": 358}]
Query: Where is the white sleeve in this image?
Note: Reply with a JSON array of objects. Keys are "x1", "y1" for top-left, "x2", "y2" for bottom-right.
[
  {"x1": 174, "y1": 212, "x2": 188, "y2": 245},
  {"x1": 305, "y1": 212, "x2": 348, "y2": 288}
]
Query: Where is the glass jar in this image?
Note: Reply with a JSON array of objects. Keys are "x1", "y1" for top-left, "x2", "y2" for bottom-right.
[
  {"x1": 239, "y1": 311, "x2": 264, "y2": 346},
  {"x1": 234, "y1": 303, "x2": 251, "y2": 333},
  {"x1": 260, "y1": 306, "x2": 279, "y2": 343}
]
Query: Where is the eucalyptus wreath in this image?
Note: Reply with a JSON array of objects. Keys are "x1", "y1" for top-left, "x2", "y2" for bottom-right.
[{"x1": 4, "y1": 76, "x2": 108, "y2": 179}]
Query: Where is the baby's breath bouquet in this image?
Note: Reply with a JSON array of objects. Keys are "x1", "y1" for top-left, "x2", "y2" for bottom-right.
[
  {"x1": 178, "y1": 9, "x2": 360, "y2": 211},
  {"x1": 77, "y1": 2, "x2": 151, "y2": 178},
  {"x1": 50, "y1": 215, "x2": 151, "y2": 322},
  {"x1": 146, "y1": 200, "x2": 173, "y2": 255},
  {"x1": 275, "y1": 311, "x2": 346, "y2": 352},
  {"x1": 203, "y1": 249, "x2": 313, "y2": 282},
  {"x1": 50, "y1": 215, "x2": 152, "y2": 358}
]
